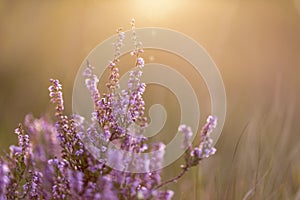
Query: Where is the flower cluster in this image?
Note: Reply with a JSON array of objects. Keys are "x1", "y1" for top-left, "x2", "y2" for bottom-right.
[
  {"x1": 0, "y1": 162, "x2": 9, "y2": 198},
  {"x1": 0, "y1": 20, "x2": 217, "y2": 200},
  {"x1": 181, "y1": 116, "x2": 217, "y2": 167}
]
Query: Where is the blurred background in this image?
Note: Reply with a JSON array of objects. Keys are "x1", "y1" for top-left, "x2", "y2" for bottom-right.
[{"x1": 0, "y1": 0, "x2": 300, "y2": 199}]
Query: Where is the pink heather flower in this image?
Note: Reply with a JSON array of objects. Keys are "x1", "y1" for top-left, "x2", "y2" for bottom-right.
[
  {"x1": 106, "y1": 148, "x2": 125, "y2": 171},
  {"x1": 126, "y1": 58, "x2": 147, "y2": 127},
  {"x1": 130, "y1": 19, "x2": 143, "y2": 55},
  {"x1": 82, "y1": 66, "x2": 92, "y2": 77},
  {"x1": 113, "y1": 28, "x2": 125, "y2": 59},
  {"x1": 197, "y1": 137, "x2": 216, "y2": 159},
  {"x1": 23, "y1": 170, "x2": 43, "y2": 199},
  {"x1": 201, "y1": 115, "x2": 217, "y2": 137},
  {"x1": 14, "y1": 124, "x2": 30, "y2": 154},
  {"x1": 0, "y1": 163, "x2": 9, "y2": 198},
  {"x1": 176, "y1": 116, "x2": 217, "y2": 168},
  {"x1": 106, "y1": 63, "x2": 120, "y2": 91},
  {"x1": 9, "y1": 145, "x2": 22, "y2": 157},
  {"x1": 190, "y1": 116, "x2": 217, "y2": 163},
  {"x1": 157, "y1": 190, "x2": 174, "y2": 200},
  {"x1": 68, "y1": 169, "x2": 84, "y2": 194},
  {"x1": 49, "y1": 79, "x2": 64, "y2": 115},
  {"x1": 178, "y1": 124, "x2": 193, "y2": 149},
  {"x1": 137, "y1": 57, "x2": 145, "y2": 67},
  {"x1": 150, "y1": 143, "x2": 166, "y2": 171}
]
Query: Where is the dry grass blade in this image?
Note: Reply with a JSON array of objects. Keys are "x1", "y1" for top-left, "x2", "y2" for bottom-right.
[{"x1": 242, "y1": 167, "x2": 271, "y2": 200}]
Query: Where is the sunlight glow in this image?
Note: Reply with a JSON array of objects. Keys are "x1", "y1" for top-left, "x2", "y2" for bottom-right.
[{"x1": 134, "y1": 0, "x2": 183, "y2": 20}]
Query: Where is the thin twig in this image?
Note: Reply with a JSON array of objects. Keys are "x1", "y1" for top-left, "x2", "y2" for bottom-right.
[{"x1": 155, "y1": 165, "x2": 189, "y2": 189}]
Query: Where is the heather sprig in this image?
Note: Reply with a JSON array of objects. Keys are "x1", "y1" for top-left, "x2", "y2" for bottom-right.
[
  {"x1": 49, "y1": 79, "x2": 64, "y2": 117},
  {"x1": 22, "y1": 170, "x2": 43, "y2": 200},
  {"x1": 48, "y1": 158, "x2": 70, "y2": 199},
  {"x1": 0, "y1": 20, "x2": 217, "y2": 200},
  {"x1": 82, "y1": 61, "x2": 101, "y2": 110},
  {"x1": 82, "y1": 29, "x2": 127, "y2": 141},
  {"x1": 155, "y1": 116, "x2": 217, "y2": 189},
  {"x1": 180, "y1": 116, "x2": 217, "y2": 167},
  {"x1": 6, "y1": 124, "x2": 33, "y2": 199}
]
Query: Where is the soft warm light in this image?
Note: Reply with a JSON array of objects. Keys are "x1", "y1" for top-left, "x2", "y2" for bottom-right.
[{"x1": 134, "y1": 0, "x2": 183, "y2": 21}]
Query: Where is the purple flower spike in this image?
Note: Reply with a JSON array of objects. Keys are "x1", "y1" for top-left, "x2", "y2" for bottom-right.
[
  {"x1": 49, "y1": 79, "x2": 64, "y2": 116},
  {"x1": 178, "y1": 124, "x2": 193, "y2": 149},
  {"x1": 201, "y1": 115, "x2": 217, "y2": 137}
]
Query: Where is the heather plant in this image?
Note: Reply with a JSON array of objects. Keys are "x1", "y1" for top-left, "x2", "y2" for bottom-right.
[{"x1": 0, "y1": 20, "x2": 217, "y2": 200}]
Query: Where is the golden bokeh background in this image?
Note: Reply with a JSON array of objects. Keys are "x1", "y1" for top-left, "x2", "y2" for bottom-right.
[{"x1": 0, "y1": 0, "x2": 300, "y2": 199}]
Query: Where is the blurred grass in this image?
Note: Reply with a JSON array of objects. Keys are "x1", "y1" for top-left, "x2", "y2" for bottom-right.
[
  {"x1": 161, "y1": 90, "x2": 299, "y2": 200},
  {"x1": 0, "y1": 0, "x2": 300, "y2": 199}
]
